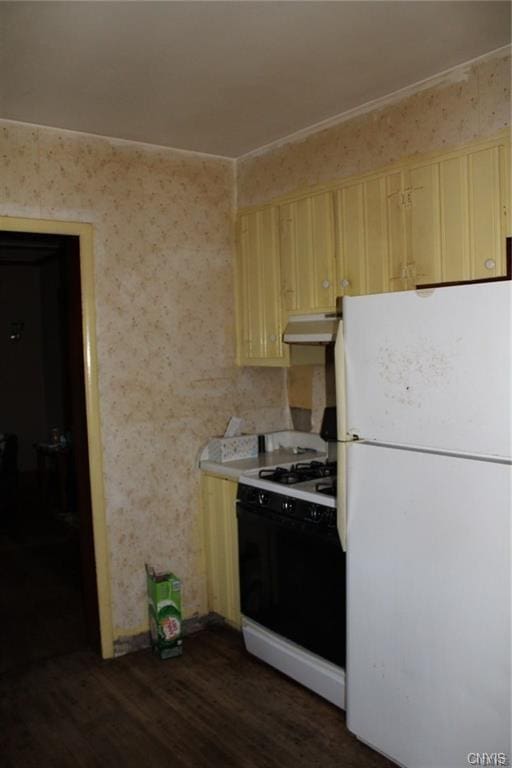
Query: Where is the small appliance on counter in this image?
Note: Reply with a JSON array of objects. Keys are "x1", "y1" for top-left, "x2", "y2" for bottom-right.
[
  {"x1": 208, "y1": 435, "x2": 259, "y2": 463},
  {"x1": 207, "y1": 417, "x2": 259, "y2": 462},
  {"x1": 197, "y1": 430, "x2": 327, "y2": 473}
]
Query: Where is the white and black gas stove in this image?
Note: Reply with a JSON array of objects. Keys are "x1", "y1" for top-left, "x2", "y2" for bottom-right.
[{"x1": 236, "y1": 458, "x2": 346, "y2": 709}]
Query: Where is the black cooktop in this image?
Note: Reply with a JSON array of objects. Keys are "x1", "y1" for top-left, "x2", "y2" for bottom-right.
[{"x1": 258, "y1": 460, "x2": 337, "y2": 486}]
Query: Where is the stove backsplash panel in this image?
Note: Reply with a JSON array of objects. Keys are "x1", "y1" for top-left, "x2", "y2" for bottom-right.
[{"x1": 287, "y1": 349, "x2": 336, "y2": 434}]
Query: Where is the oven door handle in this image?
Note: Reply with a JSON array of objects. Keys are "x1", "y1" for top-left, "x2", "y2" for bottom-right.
[
  {"x1": 237, "y1": 502, "x2": 301, "y2": 531},
  {"x1": 236, "y1": 502, "x2": 338, "y2": 541}
]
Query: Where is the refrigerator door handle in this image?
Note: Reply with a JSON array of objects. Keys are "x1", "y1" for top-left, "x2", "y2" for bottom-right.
[
  {"x1": 337, "y1": 437, "x2": 361, "y2": 550},
  {"x1": 337, "y1": 443, "x2": 347, "y2": 551},
  {"x1": 335, "y1": 320, "x2": 348, "y2": 551}
]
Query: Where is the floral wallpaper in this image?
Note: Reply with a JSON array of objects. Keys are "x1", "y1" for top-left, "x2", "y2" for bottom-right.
[
  {"x1": 237, "y1": 50, "x2": 511, "y2": 208},
  {"x1": 0, "y1": 121, "x2": 290, "y2": 641}
]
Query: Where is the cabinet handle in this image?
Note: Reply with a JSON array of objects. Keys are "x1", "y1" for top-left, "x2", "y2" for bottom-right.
[
  {"x1": 484, "y1": 258, "x2": 496, "y2": 270},
  {"x1": 340, "y1": 278, "x2": 350, "y2": 289},
  {"x1": 322, "y1": 279, "x2": 330, "y2": 289}
]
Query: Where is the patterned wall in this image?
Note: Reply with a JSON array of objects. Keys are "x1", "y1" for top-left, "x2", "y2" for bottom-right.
[{"x1": 0, "y1": 122, "x2": 290, "y2": 638}]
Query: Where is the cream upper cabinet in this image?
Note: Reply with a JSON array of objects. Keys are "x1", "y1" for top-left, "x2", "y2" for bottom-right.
[
  {"x1": 466, "y1": 144, "x2": 507, "y2": 279},
  {"x1": 234, "y1": 134, "x2": 510, "y2": 366},
  {"x1": 386, "y1": 170, "x2": 409, "y2": 291},
  {"x1": 336, "y1": 164, "x2": 445, "y2": 296},
  {"x1": 335, "y1": 176, "x2": 389, "y2": 296},
  {"x1": 388, "y1": 141, "x2": 509, "y2": 289},
  {"x1": 236, "y1": 206, "x2": 289, "y2": 366},
  {"x1": 279, "y1": 191, "x2": 337, "y2": 312},
  {"x1": 407, "y1": 163, "x2": 443, "y2": 285},
  {"x1": 439, "y1": 144, "x2": 509, "y2": 281},
  {"x1": 386, "y1": 165, "x2": 442, "y2": 290}
]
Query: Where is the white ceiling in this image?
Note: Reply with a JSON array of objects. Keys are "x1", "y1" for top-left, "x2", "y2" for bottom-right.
[{"x1": 0, "y1": 1, "x2": 510, "y2": 158}]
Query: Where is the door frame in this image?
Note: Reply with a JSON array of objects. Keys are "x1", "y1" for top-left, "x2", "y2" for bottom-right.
[{"x1": 0, "y1": 215, "x2": 114, "y2": 658}]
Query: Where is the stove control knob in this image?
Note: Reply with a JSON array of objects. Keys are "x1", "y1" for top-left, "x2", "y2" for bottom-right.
[
  {"x1": 326, "y1": 510, "x2": 336, "y2": 527},
  {"x1": 282, "y1": 498, "x2": 296, "y2": 514},
  {"x1": 247, "y1": 489, "x2": 258, "y2": 504},
  {"x1": 308, "y1": 504, "x2": 323, "y2": 523},
  {"x1": 258, "y1": 491, "x2": 270, "y2": 506}
]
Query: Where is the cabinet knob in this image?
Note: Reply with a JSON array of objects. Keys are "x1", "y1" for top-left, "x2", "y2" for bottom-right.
[
  {"x1": 484, "y1": 258, "x2": 496, "y2": 270},
  {"x1": 340, "y1": 278, "x2": 350, "y2": 289},
  {"x1": 269, "y1": 334, "x2": 277, "y2": 343},
  {"x1": 322, "y1": 280, "x2": 330, "y2": 289}
]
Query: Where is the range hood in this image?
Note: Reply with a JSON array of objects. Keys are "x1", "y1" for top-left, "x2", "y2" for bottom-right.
[{"x1": 283, "y1": 313, "x2": 339, "y2": 345}]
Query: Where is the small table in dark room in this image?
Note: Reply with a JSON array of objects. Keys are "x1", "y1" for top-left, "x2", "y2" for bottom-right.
[{"x1": 34, "y1": 442, "x2": 72, "y2": 516}]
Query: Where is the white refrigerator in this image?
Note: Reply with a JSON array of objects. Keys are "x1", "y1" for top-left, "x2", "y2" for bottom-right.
[{"x1": 335, "y1": 281, "x2": 511, "y2": 768}]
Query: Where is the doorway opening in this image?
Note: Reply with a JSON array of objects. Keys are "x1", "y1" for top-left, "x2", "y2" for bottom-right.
[{"x1": 0, "y1": 230, "x2": 102, "y2": 670}]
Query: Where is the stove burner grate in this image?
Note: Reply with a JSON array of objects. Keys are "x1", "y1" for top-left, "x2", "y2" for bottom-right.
[{"x1": 259, "y1": 460, "x2": 337, "y2": 486}]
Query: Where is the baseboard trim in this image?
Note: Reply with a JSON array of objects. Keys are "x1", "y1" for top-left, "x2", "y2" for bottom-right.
[{"x1": 113, "y1": 612, "x2": 226, "y2": 656}]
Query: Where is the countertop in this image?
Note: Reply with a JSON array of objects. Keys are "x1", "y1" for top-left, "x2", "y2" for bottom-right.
[
  {"x1": 200, "y1": 447, "x2": 327, "y2": 481},
  {"x1": 198, "y1": 430, "x2": 329, "y2": 481}
]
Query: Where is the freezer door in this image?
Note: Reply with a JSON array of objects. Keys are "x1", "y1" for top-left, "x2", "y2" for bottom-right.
[
  {"x1": 343, "y1": 282, "x2": 512, "y2": 459},
  {"x1": 346, "y1": 443, "x2": 511, "y2": 768}
]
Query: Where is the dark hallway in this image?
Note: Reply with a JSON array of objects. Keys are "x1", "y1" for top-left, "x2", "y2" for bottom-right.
[
  {"x1": 0, "y1": 484, "x2": 86, "y2": 673},
  {"x1": 0, "y1": 231, "x2": 99, "y2": 673}
]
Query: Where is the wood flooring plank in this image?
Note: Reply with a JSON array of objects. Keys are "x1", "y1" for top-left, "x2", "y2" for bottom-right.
[
  {"x1": 89, "y1": 653, "x2": 263, "y2": 768},
  {"x1": 0, "y1": 625, "x2": 397, "y2": 768},
  {"x1": 120, "y1": 652, "x2": 291, "y2": 767}
]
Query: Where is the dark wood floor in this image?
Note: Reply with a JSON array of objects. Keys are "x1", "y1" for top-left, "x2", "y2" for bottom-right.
[
  {"x1": 0, "y1": 625, "x2": 397, "y2": 768},
  {"x1": 0, "y1": 478, "x2": 87, "y2": 676}
]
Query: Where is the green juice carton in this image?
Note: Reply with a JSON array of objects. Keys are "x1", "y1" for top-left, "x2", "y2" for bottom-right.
[{"x1": 146, "y1": 564, "x2": 183, "y2": 659}]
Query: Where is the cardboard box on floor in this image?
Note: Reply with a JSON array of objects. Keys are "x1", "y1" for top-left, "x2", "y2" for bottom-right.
[{"x1": 146, "y1": 564, "x2": 183, "y2": 659}]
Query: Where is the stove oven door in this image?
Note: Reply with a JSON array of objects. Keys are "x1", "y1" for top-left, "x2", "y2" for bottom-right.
[{"x1": 236, "y1": 502, "x2": 345, "y2": 667}]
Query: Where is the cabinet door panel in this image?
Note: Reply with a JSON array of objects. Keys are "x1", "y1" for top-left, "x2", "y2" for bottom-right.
[
  {"x1": 468, "y1": 147, "x2": 503, "y2": 279},
  {"x1": 364, "y1": 176, "x2": 389, "y2": 294},
  {"x1": 279, "y1": 195, "x2": 317, "y2": 310},
  {"x1": 439, "y1": 156, "x2": 470, "y2": 282},
  {"x1": 240, "y1": 212, "x2": 263, "y2": 358},
  {"x1": 386, "y1": 171, "x2": 408, "y2": 291},
  {"x1": 336, "y1": 183, "x2": 366, "y2": 296},
  {"x1": 202, "y1": 475, "x2": 240, "y2": 628},
  {"x1": 335, "y1": 177, "x2": 388, "y2": 296},
  {"x1": 279, "y1": 201, "x2": 298, "y2": 312},
  {"x1": 409, "y1": 163, "x2": 442, "y2": 286},
  {"x1": 280, "y1": 192, "x2": 336, "y2": 312},
  {"x1": 238, "y1": 207, "x2": 287, "y2": 365}
]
